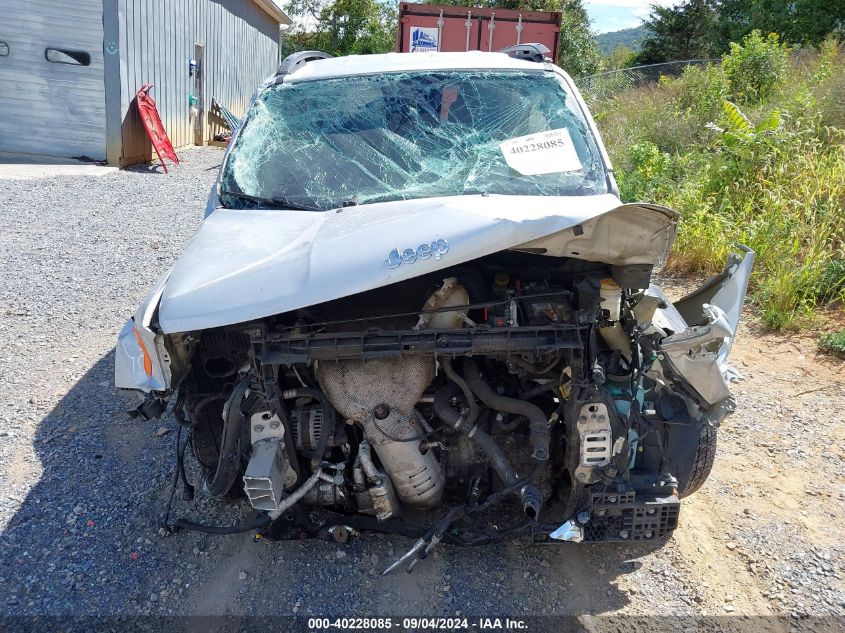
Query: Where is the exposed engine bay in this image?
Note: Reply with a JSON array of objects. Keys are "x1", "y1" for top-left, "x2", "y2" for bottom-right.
[
  {"x1": 114, "y1": 51, "x2": 755, "y2": 573},
  {"x1": 136, "y1": 246, "x2": 752, "y2": 574}
]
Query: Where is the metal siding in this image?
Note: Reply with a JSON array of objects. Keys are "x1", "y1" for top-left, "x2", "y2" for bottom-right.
[
  {"x1": 115, "y1": 0, "x2": 277, "y2": 164},
  {"x1": 0, "y1": 0, "x2": 106, "y2": 159},
  {"x1": 103, "y1": 0, "x2": 123, "y2": 164},
  {"x1": 171, "y1": 0, "x2": 181, "y2": 146}
]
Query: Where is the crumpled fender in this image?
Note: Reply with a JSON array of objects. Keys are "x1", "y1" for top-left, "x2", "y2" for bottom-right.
[
  {"x1": 514, "y1": 203, "x2": 679, "y2": 267},
  {"x1": 114, "y1": 273, "x2": 172, "y2": 392},
  {"x1": 656, "y1": 246, "x2": 755, "y2": 406}
]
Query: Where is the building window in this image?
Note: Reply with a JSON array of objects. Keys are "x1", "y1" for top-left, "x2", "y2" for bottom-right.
[
  {"x1": 45, "y1": 48, "x2": 91, "y2": 66},
  {"x1": 0, "y1": 42, "x2": 9, "y2": 57}
]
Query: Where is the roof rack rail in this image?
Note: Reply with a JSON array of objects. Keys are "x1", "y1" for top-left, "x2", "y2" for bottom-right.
[
  {"x1": 498, "y1": 43, "x2": 551, "y2": 63},
  {"x1": 274, "y1": 50, "x2": 331, "y2": 82}
]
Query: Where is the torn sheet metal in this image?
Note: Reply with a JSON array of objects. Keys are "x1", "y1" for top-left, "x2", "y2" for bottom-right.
[
  {"x1": 643, "y1": 285, "x2": 688, "y2": 334},
  {"x1": 549, "y1": 520, "x2": 583, "y2": 542},
  {"x1": 660, "y1": 304, "x2": 737, "y2": 404},
  {"x1": 674, "y1": 245, "x2": 756, "y2": 366},
  {"x1": 655, "y1": 247, "x2": 755, "y2": 405}
]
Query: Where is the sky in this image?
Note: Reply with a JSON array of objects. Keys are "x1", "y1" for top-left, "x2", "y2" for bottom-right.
[{"x1": 584, "y1": 0, "x2": 675, "y2": 34}]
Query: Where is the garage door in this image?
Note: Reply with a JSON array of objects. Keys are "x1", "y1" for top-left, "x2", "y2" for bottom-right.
[{"x1": 0, "y1": 0, "x2": 106, "y2": 160}]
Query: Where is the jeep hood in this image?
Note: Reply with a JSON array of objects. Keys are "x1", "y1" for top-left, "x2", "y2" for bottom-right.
[{"x1": 155, "y1": 194, "x2": 678, "y2": 333}]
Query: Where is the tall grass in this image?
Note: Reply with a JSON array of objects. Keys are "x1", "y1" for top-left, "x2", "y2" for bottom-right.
[{"x1": 590, "y1": 33, "x2": 845, "y2": 329}]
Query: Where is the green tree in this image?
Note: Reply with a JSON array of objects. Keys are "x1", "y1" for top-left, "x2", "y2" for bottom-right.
[
  {"x1": 721, "y1": 30, "x2": 789, "y2": 103},
  {"x1": 631, "y1": 0, "x2": 843, "y2": 67},
  {"x1": 283, "y1": 0, "x2": 397, "y2": 56},
  {"x1": 718, "y1": 0, "x2": 845, "y2": 48},
  {"x1": 604, "y1": 44, "x2": 635, "y2": 70},
  {"x1": 556, "y1": 0, "x2": 601, "y2": 76},
  {"x1": 632, "y1": 0, "x2": 720, "y2": 64}
]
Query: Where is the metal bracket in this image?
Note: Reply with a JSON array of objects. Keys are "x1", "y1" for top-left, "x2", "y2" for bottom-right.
[
  {"x1": 574, "y1": 402, "x2": 612, "y2": 484},
  {"x1": 250, "y1": 410, "x2": 285, "y2": 443},
  {"x1": 243, "y1": 412, "x2": 298, "y2": 511}
]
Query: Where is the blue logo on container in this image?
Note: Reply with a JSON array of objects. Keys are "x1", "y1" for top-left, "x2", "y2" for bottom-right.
[{"x1": 411, "y1": 27, "x2": 438, "y2": 52}]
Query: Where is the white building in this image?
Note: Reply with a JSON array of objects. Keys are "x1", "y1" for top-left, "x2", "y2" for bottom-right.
[{"x1": 0, "y1": 0, "x2": 291, "y2": 165}]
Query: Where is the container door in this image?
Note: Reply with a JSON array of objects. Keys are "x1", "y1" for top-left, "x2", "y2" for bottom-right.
[
  {"x1": 400, "y1": 11, "x2": 484, "y2": 53},
  {"x1": 480, "y1": 14, "x2": 560, "y2": 57}
]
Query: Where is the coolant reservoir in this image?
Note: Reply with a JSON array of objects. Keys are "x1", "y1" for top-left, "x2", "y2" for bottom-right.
[
  {"x1": 415, "y1": 277, "x2": 469, "y2": 330},
  {"x1": 598, "y1": 279, "x2": 629, "y2": 359},
  {"x1": 600, "y1": 279, "x2": 622, "y2": 322}
]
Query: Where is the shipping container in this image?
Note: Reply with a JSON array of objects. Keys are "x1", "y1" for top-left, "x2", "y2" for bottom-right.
[{"x1": 396, "y1": 3, "x2": 561, "y2": 63}]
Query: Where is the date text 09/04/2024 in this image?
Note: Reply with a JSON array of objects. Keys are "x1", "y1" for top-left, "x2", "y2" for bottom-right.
[{"x1": 307, "y1": 617, "x2": 529, "y2": 630}]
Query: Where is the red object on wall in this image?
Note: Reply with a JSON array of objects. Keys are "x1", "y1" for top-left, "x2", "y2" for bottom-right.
[
  {"x1": 135, "y1": 83, "x2": 179, "y2": 173},
  {"x1": 396, "y1": 3, "x2": 561, "y2": 63}
]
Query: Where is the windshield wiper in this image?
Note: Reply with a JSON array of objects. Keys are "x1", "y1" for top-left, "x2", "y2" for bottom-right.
[
  {"x1": 359, "y1": 188, "x2": 487, "y2": 206},
  {"x1": 219, "y1": 189, "x2": 323, "y2": 212}
]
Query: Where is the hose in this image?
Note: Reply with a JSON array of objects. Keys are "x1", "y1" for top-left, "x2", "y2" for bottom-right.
[
  {"x1": 357, "y1": 439, "x2": 380, "y2": 483},
  {"x1": 282, "y1": 387, "x2": 336, "y2": 461},
  {"x1": 204, "y1": 377, "x2": 250, "y2": 498},
  {"x1": 267, "y1": 469, "x2": 326, "y2": 520},
  {"x1": 432, "y1": 379, "x2": 463, "y2": 429},
  {"x1": 434, "y1": 380, "x2": 540, "y2": 518},
  {"x1": 519, "y1": 381, "x2": 557, "y2": 401},
  {"x1": 434, "y1": 381, "x2": 516, "y2": 485},
  {"x1": 473, "y1": 431, "x2": 521, "y2": 493},
  {"x1": 441, "y1": 358, "x2": 479, "y2": 429},
  {"x1": 494, "y1": 415, "x2": 525, "y2": 432},
  {"x1": 462, "y1": 358, "x2": 550, "y2": 462}
]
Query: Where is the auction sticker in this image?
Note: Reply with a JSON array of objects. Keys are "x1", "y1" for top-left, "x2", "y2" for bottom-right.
[{"x1": 499, "y1": 128, "x2": 582, "y2": 176}]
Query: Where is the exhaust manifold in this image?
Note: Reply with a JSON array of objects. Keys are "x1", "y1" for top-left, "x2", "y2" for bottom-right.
[{"x1": 316, "y1": 357, "x2": 445, "y2": 508}]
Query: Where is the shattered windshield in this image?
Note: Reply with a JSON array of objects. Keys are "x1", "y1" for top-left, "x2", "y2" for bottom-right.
[{"x1": 221, "y1": 70, "x2": 607, "y2": 211}]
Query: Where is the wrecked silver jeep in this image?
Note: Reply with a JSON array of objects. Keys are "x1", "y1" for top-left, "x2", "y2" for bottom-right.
[{"x1": 115, "y1": 48, "x2": 753, "y2": 572}]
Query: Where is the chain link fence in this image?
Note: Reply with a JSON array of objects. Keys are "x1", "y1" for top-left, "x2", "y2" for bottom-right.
[{"x1": 577, "y1": 59, "x2": 717, "y2": 103}]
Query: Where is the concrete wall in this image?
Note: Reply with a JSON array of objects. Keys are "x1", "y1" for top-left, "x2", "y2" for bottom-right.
[
  {"x1": 106, "y1": 0, "x2": 281, "y2": 166},
  {"x1": 0, "y1": 0, "x2": 107, "y2": 160}
]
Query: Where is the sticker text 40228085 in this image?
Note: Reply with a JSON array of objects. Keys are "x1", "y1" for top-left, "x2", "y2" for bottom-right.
[{"x1": 499, "y1": 128, "x2": 583, "y2": 176}]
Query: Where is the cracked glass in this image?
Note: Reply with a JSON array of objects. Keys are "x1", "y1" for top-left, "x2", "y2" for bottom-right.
[{"x1": 221, "y1": 70, "x2": 607, "y2": 211}]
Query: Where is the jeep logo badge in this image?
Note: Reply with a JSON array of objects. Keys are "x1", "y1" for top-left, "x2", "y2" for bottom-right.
[{"x1": 385, "y1": 239, "x2": 449, "y2": 269}]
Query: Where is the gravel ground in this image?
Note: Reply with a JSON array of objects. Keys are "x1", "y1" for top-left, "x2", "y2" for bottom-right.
[{"x1": 1, "y1": 147, "x2": 843, "y2": 630}]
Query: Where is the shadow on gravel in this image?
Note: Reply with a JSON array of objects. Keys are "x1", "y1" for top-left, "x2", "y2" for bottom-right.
[
  {"x1": 126, "y1": 164, "x2": 168, "y2": 175},
  {"x1": 0, "y1": 351, "x2": 662, "y2": 617},
  {"x1": 0, "y1": 351, "x2": 176, "y2": 614}
]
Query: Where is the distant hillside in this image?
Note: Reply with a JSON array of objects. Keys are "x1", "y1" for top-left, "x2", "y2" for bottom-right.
[{"x1": 596, "y1": 25, "x2": 647, "y2": 54}]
